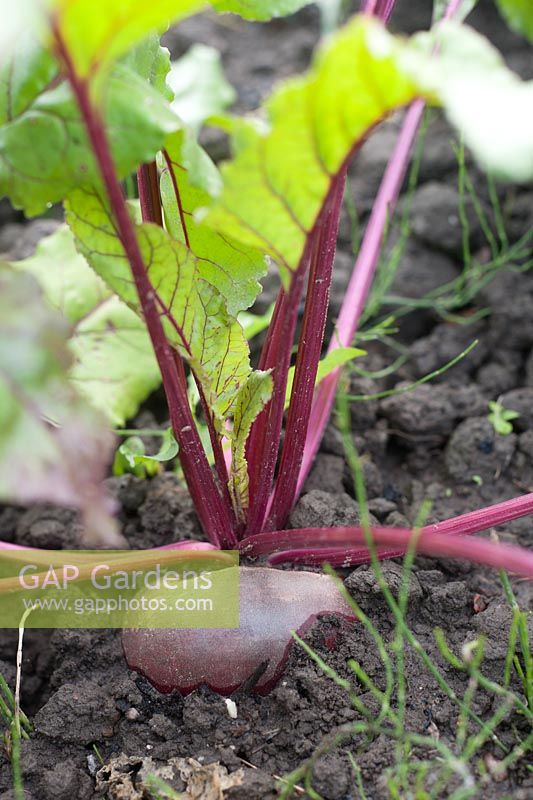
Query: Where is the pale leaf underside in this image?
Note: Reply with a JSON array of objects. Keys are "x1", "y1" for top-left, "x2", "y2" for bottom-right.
[
  {"x1": 0, "y1": 266, "x2": 119, "y2": 545},
  {"x1": 14, "y1": 224, "x2": 161, "y2": 426}
]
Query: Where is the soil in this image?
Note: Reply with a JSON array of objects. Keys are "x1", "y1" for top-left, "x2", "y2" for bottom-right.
[{"x1": 1, "y1": 1, "x2": 532, "y2": 799}]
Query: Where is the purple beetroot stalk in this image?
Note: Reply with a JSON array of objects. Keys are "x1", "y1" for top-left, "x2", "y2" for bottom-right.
[
  {"x1": 264, "y1": 528, "x2": 533, "y2": 578},
  {"x1": 240, "y1": 491, "x2": 533, "y2": 574},
  {"x1": 266, "y1": 170, "x2": 347, "y2": 531},
  {"x1": 244, "y1": 288, "x2": 287, "y2": 510},
  {"x1": 245, "y1": 182, "x2": 346, "y2": 535},
  {"x1": 296, "y1": 0, "x2": 466, "y2": 500},
  {"x1": 296, "y1": 99, "x2": 426, "y2": 497},
  {"x1": 261, "y1": 1, "x2": 402, "y2": 533},
  {"x1": 52, "y1": 29, "x2": 236, "y2": 549},
  {"x1": 246, "y1": 0, "x2": 399, "y2": 532},
  {"x1": 245, "y1": 282, "x2": 298, "y2": 511},
  {"x1": 244, "y1": 261, "x2": 309, "y2": 535}
]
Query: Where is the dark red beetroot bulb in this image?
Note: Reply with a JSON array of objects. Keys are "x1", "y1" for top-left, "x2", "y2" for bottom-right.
[{"x1": 122, "y1": 566, "x2": 356, "y2": 695}]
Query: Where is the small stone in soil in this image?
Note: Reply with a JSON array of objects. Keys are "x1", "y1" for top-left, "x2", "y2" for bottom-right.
[
  {"x1": 445, "y1": 417, "x2": 516, "y2": 482},
  {"x1": 290, "y1": 490, "x2": 378, "y2": 529}
]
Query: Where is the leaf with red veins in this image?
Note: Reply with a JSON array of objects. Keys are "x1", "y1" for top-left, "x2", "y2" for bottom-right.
[
  {"x1": 160, "y1": 130, "x2": 266, "y2": 316},
  {"x1": 0, "y1": 266, "x2": 121, "y2": 546},
  {"x1": 204, "y1": 16, "x2": 421, "y2": 286},
  {"x1": 0, "y1": 56, "x2": 179, "y2": 216},
  {"x1": 65, "y1": 187, "x2": 261, "y2": 427},
  {"x1": 122, "y1": 566, "x2": 355, "y2": 696}
]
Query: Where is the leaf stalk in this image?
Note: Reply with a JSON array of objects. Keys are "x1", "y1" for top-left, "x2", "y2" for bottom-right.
[{"x1": 53, "y1": 29, "x2": 235, "y2": 547}]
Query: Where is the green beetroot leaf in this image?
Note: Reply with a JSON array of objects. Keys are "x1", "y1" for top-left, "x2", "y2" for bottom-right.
[
  {"x1": 121, "y1": 33, "x2": 174, "y2": 100},
  {"x1": 411, "y1": 21, "x2": 533, "y2": 182},
  {"x1": 205, "y1": 17, "x2": 533, "y2": 279},
  {"x1": 0, "y1": 33, "x2": 57, "y2": 122},
  {"x1": 0, "y1": 57, "x2": 179, "y2": 216},
  {"x1": 66, "y1": 179, "x2": 272, "y2": 508},
  {"x1": 160, "y1": 130, "x2": 267, "y2": 315},
  {"x1": 50, "y1": 0, "x2": 204, "y2": 78},
  {"x1": 65, "y1": 189, "x2": 268, "y2": 428},
  {"x1": 494, "y1": 0, "x2": 533, "y2": 42},
  {"x1": 50, "y1": 0, "x2": 308, "y2": 80},
  {"x1": 229, "y1": 371, "x2": 273, "y2": 518},
  {"x1": 13, "y1": 225, "x2": 160, "y2": 426},
  {"x1": 167, "y1": 44, "x2": 236, "y2": 132},
  {"x1": 114, "y1": 428, "x2": 178, "y2": 478},
  {"x1": 0, "y1": 266, "x2": 121, "y2": 546},
  {"x1": 210, "y1": 0, "x2": 312, "y2": 19},
  {"x1": 204, "y1": 17, "x2": 421, "y2": 284},
  {"x1": 162, "y1": 50, "x2": 266, "y2": 316}
]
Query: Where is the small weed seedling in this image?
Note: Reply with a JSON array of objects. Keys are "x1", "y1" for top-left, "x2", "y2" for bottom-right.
[{"x1": 488, "y1": 401, "x2": 520, "y2": 437}]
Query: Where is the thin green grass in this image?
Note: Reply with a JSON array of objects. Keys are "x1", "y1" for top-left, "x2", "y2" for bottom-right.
[
  {"x1": 337, "y1": 111, "x2": 531, "y2": 417},
  {"x1": 1, "y1": 672, "x2": 31, "y2": 800},
  {"x1": 380, "y1": 156, "x2": 533, "y2": 326},
  {"x1": 499, "y1": 568, "x2": 533, "y2": 714},
  {"x1": 279, "y1": 389, "x2": 532, "y2": 799},
  {"x1": 342, "y1": 338, "x2": 478, "y2": 403},
  {"x1": 356, "y1": 111, "x2": 532, "y2": 346}
]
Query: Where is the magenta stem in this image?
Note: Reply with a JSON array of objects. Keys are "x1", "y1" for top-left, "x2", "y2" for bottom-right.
[
  {"x1": 245, "y1": 285, "x2": 289, "y2": 512},
  {"x1": 240, "y1": 491, "x2": 533, "y2": 570},
  {"x1": 159, "y1": 152, "x2": 232, "y2": 505},
  {"x1": 297, "y1": 0, "x2": 466, "y2": 500},
  {"x1": 267, "y1": 530, "x2": 533, "y2": 578},
  {"x1": 139, "y1": 168, "x2": 214, "y2": 497},
  {"x1": 423, "y1": 492, "x2": 533, "y2": 536},
  {"x1": 297, "y1": 99, "x2": 426, "y2": 498},
  {"x1": 267, "y1": 170, "x2": 346, "y2": 531},
  {"x1": 53, "y1": 30, "x2": 236, "y2": 548},
  {"x1": 244, "y1": 264, "x2": 309, "y2": 536}
]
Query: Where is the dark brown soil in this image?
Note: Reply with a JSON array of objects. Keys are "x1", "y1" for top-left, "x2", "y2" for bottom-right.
[{"x1": 1, "y1": 1, "x2": 532, "y2": 798}]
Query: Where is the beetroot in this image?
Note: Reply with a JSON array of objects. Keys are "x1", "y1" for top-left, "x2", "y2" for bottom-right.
[{"x1": 122, "y1": 566, "x2": 355, "y2": 695}]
